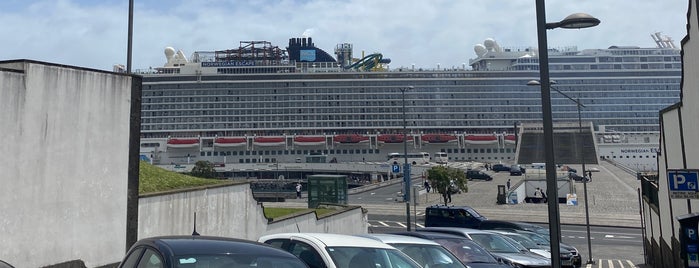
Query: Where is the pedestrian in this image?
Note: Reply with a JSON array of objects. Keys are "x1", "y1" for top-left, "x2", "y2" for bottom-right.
[
  {"x1": 506, "y1": 179, "x2": 511, "y2": 191},
  {"x1": 296, "y1": 182, "x2": 302, "y2": 199},
  {"x1": 541, "y1": 188, "x2": 548, "y2": 203},
  {"x1": 424, "y1": 181, "x2": 431, "y2": 193}
]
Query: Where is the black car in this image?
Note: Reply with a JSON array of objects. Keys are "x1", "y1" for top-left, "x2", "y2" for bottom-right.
[
  {"x1": 425, "y1": 205, "x2": 488, "y2": 228},
  {"x1": 509, "y1": 165, "x2": 524, "y2": 176},
  {"x1": 118, "y1": 235, "x2": 308, "y2": 268},
  {"x1": 466, "y1": 170, "x2": 493, "y2": 181},
  {"x1": 491, "y1": 164, "x2": 511, "y2": 172},
  {"x1": 392, "y1": 231, "x2": 511, "y2": 268}
]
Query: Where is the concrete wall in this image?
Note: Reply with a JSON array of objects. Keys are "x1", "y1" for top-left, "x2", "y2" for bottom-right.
[
  {"x1": 644, "y1": 1, "x2": 699, "y2": 266},
  {"x1": 138, "y1": 182, "x2": 368, "y2": 241},
  {"x1": 0, "y1": 61, "x2": 138, "y2": 267}
]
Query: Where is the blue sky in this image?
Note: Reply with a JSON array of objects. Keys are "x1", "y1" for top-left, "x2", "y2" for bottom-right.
[{"x1": 0, "y1": 0, "x2": 689, "y2": 71}]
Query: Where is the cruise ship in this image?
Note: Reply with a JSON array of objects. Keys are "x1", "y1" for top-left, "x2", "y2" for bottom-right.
[{"x1": 137, "y1": 34, "x2": 681, "y2": 172}]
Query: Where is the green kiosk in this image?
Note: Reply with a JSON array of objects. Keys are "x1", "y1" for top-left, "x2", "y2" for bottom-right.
[{"x1": 306, "y1": 175, "x2": 347, "y2": 208}]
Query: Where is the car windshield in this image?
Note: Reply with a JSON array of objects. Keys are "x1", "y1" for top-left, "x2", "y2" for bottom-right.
[
  {"x1": 326, "y1": 247, "x2": 421, "y2": 268},
  {"x1": 174, "y1": 254, "x2": 307, "y2": 268},
  {"x1": 519, "y1": 232, "x2": 550, "y2": 246},
  {"x1": 390, "y1": 243, "x2": 466, "y2": 268},
  {"x1": 433, "y1": 238, "x2": 499, "y2": 264},
  {"x1": 469, "y1": 233, "x2": 523, "y2": 253},
  {"x1": 502, "y1": 234, "x2": 540, "y2": 249}
]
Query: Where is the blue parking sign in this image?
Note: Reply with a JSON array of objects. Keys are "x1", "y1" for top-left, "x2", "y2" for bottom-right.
[
  {"x1": 392, "y1": 164, "x2": 400, "y2": 173},
  {"x1": 668, "y1": 170, "x2": 699, "y2": 191}
]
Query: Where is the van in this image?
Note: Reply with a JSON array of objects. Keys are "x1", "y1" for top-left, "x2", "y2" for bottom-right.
[{"x1": 424, "y1": 205, "x2": 488, "y2": 228}]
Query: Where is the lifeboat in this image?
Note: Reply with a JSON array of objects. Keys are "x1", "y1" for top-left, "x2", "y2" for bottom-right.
[
  {"x1": 421, "y1": 134, "x2": 457, "y2": 143},
  {"x1": 378, "y1": 134, "x2": 411, "y2": 143},
  {"x1": 504, "y1": 135, "x2": 516, "y2": 144},
  {"x1": 166, "y1": 138, "x2": 199, "y2": 148},
  {"x1": 333, "y1": 134, "x2": 369, "y2": 144},
  {"x1": 465, "y1": 135, "x2": 498, "y2": 145},
  {"x1": 253, "y1": 136, "x2": 286, "y2": 146},
  {"x1": 214, "y1": 137, "x2": 247, "y2": 147},
  {"x1": 294, "y1": 136, "x2": 326, "y2": 146}
]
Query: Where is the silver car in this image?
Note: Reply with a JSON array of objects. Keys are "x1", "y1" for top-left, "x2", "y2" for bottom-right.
[
  {"x1": 358, "y1": 233, "x2": 466, "y2": 268},
  {"x1": 418, "y1": 227, "x2": 551, "y2": 268}
]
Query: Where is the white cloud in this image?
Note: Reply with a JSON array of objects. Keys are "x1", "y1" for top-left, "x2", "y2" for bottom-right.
[{"x1": 0, "y1": 0, "x2": 688, "y2": 71}]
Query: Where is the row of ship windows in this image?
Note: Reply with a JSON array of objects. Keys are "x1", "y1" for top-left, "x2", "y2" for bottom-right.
[
  {"x1": 143, "y1": 84, "x2": 679, "y2": 98},
  {"x1": 142, "y1": 78, "x2": 680, "y2": 94},
  {"x1": 199, "y1": 147, "x2": 516, "y2": 157},
  {"x1": 140, "y1": 118, "x2": 658, "y2": 131},
  {"x1": 197, "y1": 155, "x2": 515, "y2": 164},
  {"x1": 140, "y1": 92, "x2": 679, "y2": 104}
]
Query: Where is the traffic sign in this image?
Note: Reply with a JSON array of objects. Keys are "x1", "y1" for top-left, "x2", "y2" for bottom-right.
[
  {"x1": 668, "y1": 170, "x2": 699, "y2": 199},
  {"x1": 392, "y1": 164, "x2": 400, "y2": 173}
]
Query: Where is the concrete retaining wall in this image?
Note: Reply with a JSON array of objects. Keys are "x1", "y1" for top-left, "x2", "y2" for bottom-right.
[
  {"x1": 0, "y1": 61, "x2": 138, "y2": 268},
  {"x1": 138, "y1": 182, "x2": 368, "y2": 242}
]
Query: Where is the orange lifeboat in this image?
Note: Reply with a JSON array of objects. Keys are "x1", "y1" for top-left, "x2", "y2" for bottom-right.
[
  {"x1": 253, "y1": 136, "x2": 286, "y2": 146},
  {"x1": 166, "y1": 138, "x2": 199, "y2": 148},
  {"x1": 378, "y1": 134, "x2": 411, "y2": 143},
  {"x1": 465, "y1": 135, "x2": 498, "y2": 145},
  {"x1": 333, "y1": 134, "x2": 369, "y2": 144},
  {"x1": 294, "y1": 136, "x2": 326, "y2": 146},
  {"x1": 421, "y1": 134, "x2": 457, "y2": 143},
  {"x1": 214, "y1": 137, "x2": 247, "y2": 147}
]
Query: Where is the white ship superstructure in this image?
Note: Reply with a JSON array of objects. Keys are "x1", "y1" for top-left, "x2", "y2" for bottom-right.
[{"x1": 137, "y1": 35, "x2": 680, "y2": 173}]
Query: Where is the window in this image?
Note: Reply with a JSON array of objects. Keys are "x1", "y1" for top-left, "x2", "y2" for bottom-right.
[{"x1": 137, "y1": 248, "x2": 164, "y2": 268}]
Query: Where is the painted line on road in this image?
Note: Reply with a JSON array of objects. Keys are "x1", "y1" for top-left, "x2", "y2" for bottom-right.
[
  {"x1": 415, "y1": 223, "x2": 424, "y2": 228},
  {"x1": 378, "y1": 221, "x2": 390, "y2": 227},
  {"x1": 395, "y1": 222, "x2": 406, "y2": 228}
]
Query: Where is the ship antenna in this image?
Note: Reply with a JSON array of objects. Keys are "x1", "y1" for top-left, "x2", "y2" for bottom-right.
[{"x1": 192, "y1": 212, "x2": 200, "y2": 236}]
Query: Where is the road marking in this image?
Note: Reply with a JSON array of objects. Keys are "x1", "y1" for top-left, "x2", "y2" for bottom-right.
[
  {"x1": 583, "y1": 259, "x2": 636, "y2": 268},
  {"x1": 395, "y1": 222, "x2": 406, "y2": 228},
  {"x1": 415, "y1": 223, "x2": 424, "y2": 228},
  {"x1": 377, "y1": 221, "x2": 389, "y2": 227}
]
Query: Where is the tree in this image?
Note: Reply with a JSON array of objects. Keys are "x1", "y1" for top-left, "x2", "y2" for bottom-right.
[
  {"x1": 427, "y1": 165, "x2": 468, "y2": 205},
  {"x1": 190, "y1": 160, "x2": 218, "y2": 178}
]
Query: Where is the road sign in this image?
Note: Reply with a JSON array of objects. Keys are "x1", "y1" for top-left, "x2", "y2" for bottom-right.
[
  {"x1": 392, "y1": 164, "x2": 400, "y2": 173},
  {"x1": 668, "y1": 170, "x2": 699, "y2": 199}
]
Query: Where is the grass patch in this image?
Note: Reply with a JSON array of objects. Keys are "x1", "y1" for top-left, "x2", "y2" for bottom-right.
[
  {"x1": 139, "y1": 161, "x2": 227, "y2": 194},
  {"x1": 263, "y1": 207, "x2": 339, "y2": 220}
]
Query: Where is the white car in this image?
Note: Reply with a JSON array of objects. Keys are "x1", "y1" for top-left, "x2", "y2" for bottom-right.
[
  {"x1": 358, "y1": 233, "x2": 466, "y2": 268},
  {"x1": 258, "y1": 233, "x2": 422, "y2": 268}
]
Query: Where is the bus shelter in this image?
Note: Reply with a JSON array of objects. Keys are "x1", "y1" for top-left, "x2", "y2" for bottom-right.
[{"x1": 307, "y1": 175, "x2": 347, "y2": 208}]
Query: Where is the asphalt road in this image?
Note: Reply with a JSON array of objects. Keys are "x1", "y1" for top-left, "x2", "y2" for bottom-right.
[{"x1": 348, "y1": 163, "x2": 647, "y2": 267}]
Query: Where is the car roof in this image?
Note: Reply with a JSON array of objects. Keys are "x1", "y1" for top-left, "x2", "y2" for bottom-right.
[
  {"x1": 390, "y1": 231, "x2": 467, "y2": 240},
  {"x1": 418, "y1": 227, "x2": 488, "y2": 236},
  {"x1": 358, "y1": 233, "x2": 441, "y2": 245},
  {"x1": 258, "y1": 233, "x2": 396, "y2": 249},
  {"x1": 134, "y1": 235, "x2": 295, "y2": 257}
]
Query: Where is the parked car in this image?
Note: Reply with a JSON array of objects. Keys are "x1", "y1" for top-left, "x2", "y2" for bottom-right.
[
  {"x1": 259, "y1": 233, "x2": 422, "y2": 268},
  {"x1": 569, "y1": 172, "x2": 591, "y2": 182},
  {"x1": 417, "y1": 227, "x2": 551, "y2": 268},
  {"x1": 509, "y1": 165, "x2": 524, "y2": 176},
  {"x1": 466, "y1": 170, "x2": 493, "y2": 181},
  {"x1": 507, "y1": 229, "x2": 582, "y2": 268},
  {"x1": 491, "y1": 164, "x2": 511, "y2": 172},
  {"x1": 118, "y1": 235, "x2": 308, "y2": 268},
  {"x1": 489, "y1": 230, "x2": 577, "y2": 267},
  {"x1": 358, "y1": 233, "x2": 466, "y2": 268},
  {"x1": 425, "y1": 205, "x2": 488, "y2": 229},
  {"x1": 478, "y1": 220, "x2": 581, "y2": 267},
  {"x1": 392, "y1": 231, "x2": 512, "y2": 268}
]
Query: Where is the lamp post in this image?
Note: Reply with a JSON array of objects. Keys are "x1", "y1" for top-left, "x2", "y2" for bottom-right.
[
  {"x1": 400, "y1": 86, "x2": 414, "y2": 231},
  {"x1": 528, "y1": 80, "x2": 594, "y2": 264},
  {"x1": 533, "y1": 2, "x2": 599, "y2": 267}
]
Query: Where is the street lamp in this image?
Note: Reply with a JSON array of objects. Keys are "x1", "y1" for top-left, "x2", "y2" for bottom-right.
[
  {"x1": 400, "y1": 85, "x2": 414, "y2": 231},
  {"x1": 534, "y1": 1, "x2": 599, "y2": 267},
  {"x1": 528, "y1": 80, "x2": 594, "y2": 264}
]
